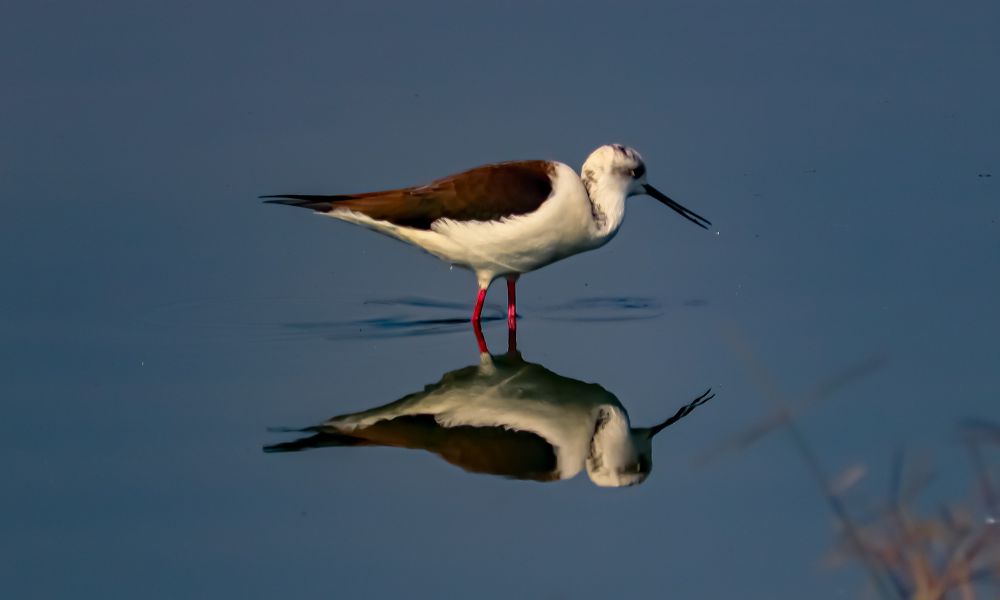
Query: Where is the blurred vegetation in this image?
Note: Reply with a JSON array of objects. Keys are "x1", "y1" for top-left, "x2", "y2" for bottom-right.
[
  {"x1": 823, "y1": 423, "x2": 1000, "y2": 599},
  {"x1": 708, "y1": 338, "x2": 999, "y2": 599}
]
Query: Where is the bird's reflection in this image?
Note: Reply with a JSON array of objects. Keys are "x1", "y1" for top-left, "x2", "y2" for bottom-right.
[{"x1": 266, "y1": 326, "x2": 713, "y2": 487}]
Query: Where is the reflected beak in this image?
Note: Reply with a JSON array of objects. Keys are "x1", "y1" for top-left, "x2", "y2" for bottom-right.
[
  {"x1": 647, "y1": 388, "x2": 715, "y2": 439},
  {"x1": 643, "y1": 184, "x2": 712, "y2": 230}
]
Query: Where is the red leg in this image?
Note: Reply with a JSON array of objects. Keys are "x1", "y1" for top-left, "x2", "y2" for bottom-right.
[
  {"x1": 506, "y1": 277, "x2": 517, "y2": 329},
  {"x1": 471, "y1": 287, "x2": 487, "y2": 323}
]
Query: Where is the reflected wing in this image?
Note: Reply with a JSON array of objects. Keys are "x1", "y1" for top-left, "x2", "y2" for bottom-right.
[
  {"x1": 265, "y1": 414, "x2": 560, "y2": 482},
  {"x1": 262, "y1": 161, "x2": 555, "y2": 230}
]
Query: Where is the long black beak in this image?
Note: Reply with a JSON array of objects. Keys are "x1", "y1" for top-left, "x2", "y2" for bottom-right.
[
  {"x1": 643, "y1": 184, "x2": 712, "y2": 230},
  {"x1": 648, "y1": 388, "x2": 715, "y2": 438}
]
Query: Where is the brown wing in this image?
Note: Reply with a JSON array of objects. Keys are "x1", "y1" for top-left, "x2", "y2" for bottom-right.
[{"x1": 262, "y1": 160, "x2": 555, "y2": 230}]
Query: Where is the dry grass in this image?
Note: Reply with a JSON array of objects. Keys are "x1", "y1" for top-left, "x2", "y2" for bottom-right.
[{"x1": 826, "y1": 441, "x2": 1000, "y2": 600}]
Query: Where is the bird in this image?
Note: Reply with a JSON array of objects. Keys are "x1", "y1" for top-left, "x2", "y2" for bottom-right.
[
  {"x1": 265, "y1": 328, "x2": 714, "y2": 487},
  {"x1": 262, "y1": 144, "x2": 711, "y2": 328}
]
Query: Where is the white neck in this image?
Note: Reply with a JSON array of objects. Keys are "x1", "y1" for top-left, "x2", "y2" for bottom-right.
[{"x1": 583, "y1": 177, "x2": 629, "y2": 246}]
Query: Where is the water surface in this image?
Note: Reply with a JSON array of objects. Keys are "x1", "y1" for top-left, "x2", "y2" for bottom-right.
[{"x1": 3, "y1": 1, "x2": 999, "y2": 598}]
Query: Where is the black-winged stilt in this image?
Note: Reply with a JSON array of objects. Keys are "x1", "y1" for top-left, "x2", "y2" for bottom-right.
[
  {"x1": 265, "y1": 325, "x2": 714, "y2": 487},
  {"x1": 263, "y1": 144, "x2": 711, "y2": 327}
]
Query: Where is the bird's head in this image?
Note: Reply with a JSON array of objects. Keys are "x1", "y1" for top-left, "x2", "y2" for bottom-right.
[
  {"x1": 581, "y1": 144, "x2": 648, "y2": 197},
  {"x1": 581, "y1": 144, "x2": 711, "y2": 230},
  {"x1": 585, "y1": 406, "x2": 653, "y2": 488},
  {"x1": 585, "y1": 389, "x2": 714, "y2": 488}
]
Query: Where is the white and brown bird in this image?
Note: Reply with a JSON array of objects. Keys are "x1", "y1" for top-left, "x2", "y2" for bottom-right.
[{"x1": 263, "y1": 144, "x2": 711, "y2": 327}]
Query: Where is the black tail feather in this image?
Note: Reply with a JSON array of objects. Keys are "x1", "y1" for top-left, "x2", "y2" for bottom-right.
[{"x1": 263, "y1": 429, "x2": 369, "y2": 453}]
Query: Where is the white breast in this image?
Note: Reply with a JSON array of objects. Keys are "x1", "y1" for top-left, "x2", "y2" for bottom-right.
[{"x1": 429, "y1": 162, "x2": 594, "y2": 281}]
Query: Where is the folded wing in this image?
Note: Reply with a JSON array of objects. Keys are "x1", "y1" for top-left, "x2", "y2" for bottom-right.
[{"x1": 262, "y1": 160, "x2": 555, "y2": 230}]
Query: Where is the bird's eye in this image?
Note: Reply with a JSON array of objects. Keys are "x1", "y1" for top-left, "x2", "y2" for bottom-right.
[{"x1": 632, "y1": 164, "x2": 646, "y2": 178}]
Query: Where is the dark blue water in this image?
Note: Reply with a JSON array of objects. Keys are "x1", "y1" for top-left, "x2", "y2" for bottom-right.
[{"x1": 3, "y1": 1, "x2": 998, "y2": 598}]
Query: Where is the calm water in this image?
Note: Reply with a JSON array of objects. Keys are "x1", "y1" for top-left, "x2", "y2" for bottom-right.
[{"x1": 3, "y1": 1, "x2": 999, "y2": 598}]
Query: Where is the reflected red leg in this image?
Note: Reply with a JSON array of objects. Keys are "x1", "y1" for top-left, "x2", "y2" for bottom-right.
[
  {"x1": 507, "y1": 326, "x2": 517, "y2": 355},
  {"x1": 473, "y1": 319, "x2": 489, "y2": 354},
  {"x1": 506, "y1": 278, "x2": 517, "y2": 329},
  {"x1": 471, "y1": 287, "x2": 487, "y2": 323}
]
